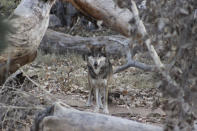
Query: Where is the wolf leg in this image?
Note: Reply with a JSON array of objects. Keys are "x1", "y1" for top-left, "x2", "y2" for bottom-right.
[
  {"x1": 103, "y1": 86, "x2": 109, "y2": 114},
  {"x1": 98, "y1": 88, "x2": 103, "y2": 109},
  {"x1": 94, "y1": 87, "x2": 100, "y2": 112},
  {"x1": 86, "y1": 87, "x2": 93, "y2": 107}
]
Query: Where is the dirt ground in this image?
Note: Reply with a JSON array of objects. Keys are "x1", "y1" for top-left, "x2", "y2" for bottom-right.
[{"x1": 0, "y1": 50, "x2": 166, "y2": 130}]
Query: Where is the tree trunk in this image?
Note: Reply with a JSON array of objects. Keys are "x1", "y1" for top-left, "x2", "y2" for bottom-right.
[
  {"x1": 31, "y1": 102, "x2": 163, "y2": 131},
  {"x1": 0, "y1": 0, "x2": 55, "y2": 85}
]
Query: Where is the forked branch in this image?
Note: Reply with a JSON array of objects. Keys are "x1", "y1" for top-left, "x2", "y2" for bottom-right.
[
  {"x1": 109, "y1": 37, "x2": 156, "y2": 73},
  {"x1": 114, "y1": 59, "x2": 156, "y2": 74}
]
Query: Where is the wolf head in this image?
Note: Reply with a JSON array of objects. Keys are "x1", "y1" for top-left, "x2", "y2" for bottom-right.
[{"x1": 86, "y1": 44, "x2": 107, "y2": 74}]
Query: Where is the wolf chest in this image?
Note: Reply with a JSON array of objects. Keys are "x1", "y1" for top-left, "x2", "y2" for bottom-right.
[{"x1": 90, "y1": 78, "x2": 107, "y2": 87}]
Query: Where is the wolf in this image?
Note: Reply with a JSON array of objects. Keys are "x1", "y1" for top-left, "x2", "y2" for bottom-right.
[{"x1": 85, "y1": 44, "x2": 113, "y2": 114}]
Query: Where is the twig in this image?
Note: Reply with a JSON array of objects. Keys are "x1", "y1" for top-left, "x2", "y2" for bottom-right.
[
  {"x1": 1, "y1": 106, "x2": 10, "y2": 130},
  {"x1": 0, "y1": 104, "x2": 44, "y2": 110},
  {"x1": 68, "y1": 17, "x2": 80, "y2": 34},
  {"x1": 20, "y1": 69, "x2": 56, "y2": 102},
  {"x1": 1, "y1": 70, "x2": 21, "y2": 92},
  {"x1": 20, "y1": 69, "x2": 71, "y2": 106},
  {"x1": 108, "y1": 37, "x2": 130, "y2": 47}
]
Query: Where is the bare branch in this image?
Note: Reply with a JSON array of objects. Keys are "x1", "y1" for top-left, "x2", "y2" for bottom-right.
[
  {"x1": 145, "y1": 39, "x2": 178, "y2": 87},
  {"x1": 108, "y1": 37, "x2": 130, "y2": 47},
  {"x1": 145, "y1": 39, "x2": 164, "y2": 69},
  {"x1": 114, "y1": 59, "x2": 156, "y2": 74},
  {"x1": 128, "y1": 1, "x2": 179, "y2": 87},
  {"x1": 0, "y1": 104, "x2": 44, "y2": 110},
  {"x1": 109, "y1": 34, "x2": 156, "y2": 73}
]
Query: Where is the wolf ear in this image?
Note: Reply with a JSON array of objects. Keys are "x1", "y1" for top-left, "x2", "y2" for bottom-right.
[
  {"x1": 86, "y1": 43, "x2": 93, "y2": 51},
  {"x1": 100, "y1": 45, "x2": 106, "y2": 53}
]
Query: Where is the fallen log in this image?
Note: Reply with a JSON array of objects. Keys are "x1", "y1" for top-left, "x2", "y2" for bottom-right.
[
  {"x1": 0, "y1": 0, "x2": 55, "y2": 85},
  {"x1": 31, "y1": 102, "x2": 163, "y2": 131},
  {"x1": 40, "y1": 29, "x2": 127, "y2": 57},
  {"x1": 39, "y1": 29, "x2": 132, "y2": 57}
]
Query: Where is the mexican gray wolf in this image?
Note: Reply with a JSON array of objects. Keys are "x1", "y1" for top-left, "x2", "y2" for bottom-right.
[{"x1": 85, "y1": 43, "x2": 113, "y2": 114}]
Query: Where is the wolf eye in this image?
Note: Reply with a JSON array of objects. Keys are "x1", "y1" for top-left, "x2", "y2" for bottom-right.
[{"x1": 98, "y1": 54, "x2": 102, "y2": 57}]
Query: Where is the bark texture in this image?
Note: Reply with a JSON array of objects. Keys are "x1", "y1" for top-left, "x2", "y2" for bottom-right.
[
  {"x1": 40, "y1": 29, "x2": 126, "y2": 57},
  {"x1": 0, "y1": 0, "x2": 55, "y2": 84}
]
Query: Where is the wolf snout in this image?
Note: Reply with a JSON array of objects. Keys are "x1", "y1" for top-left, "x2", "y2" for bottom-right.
[{"x1": 94, "y1": 62, "x2": 98, "y2": 68}]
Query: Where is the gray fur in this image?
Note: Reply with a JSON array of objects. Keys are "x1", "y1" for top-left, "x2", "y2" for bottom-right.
[{"x1": 86, "y1": 44, "x2": 113, "y2": 114}]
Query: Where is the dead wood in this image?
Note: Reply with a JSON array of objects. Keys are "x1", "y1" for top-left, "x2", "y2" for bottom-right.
[
  {"x1": 0, "y1": 0, "x2": 56, "y2": 85},
  {"x1": 31, "y1": 102, "x2": 163, "y2": 131},
  {"x1": 64, "y1": 0, "x2": 136, "y2": 37},
  {"x1": 40, "y1": 29, "x2": 125, "y2": 57},
  {"x1": 114, "y1": 60, "x2": 156, "y2": 73}
]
